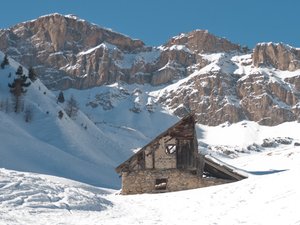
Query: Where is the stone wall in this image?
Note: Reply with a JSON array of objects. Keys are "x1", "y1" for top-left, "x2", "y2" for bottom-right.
[
  {"x1": 121, "y1": 169, "x2": 228, "y2": 195},
  {"x1": 144, "y1": 136, "x2": 177, "y2": 170}
]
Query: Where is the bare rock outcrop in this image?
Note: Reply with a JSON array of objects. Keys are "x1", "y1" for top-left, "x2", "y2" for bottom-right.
[
  {"x1": 253, "y1": 43, "x2": 300, "y2": 71},
  {"x1": 164, "y1": 30, "x2": 241, "y2": 53},
  {"x1": 236, "y1": 73, "x2": 297, "y2": 125},
  {"x1": 0, "y1": 14, "x2": 147, "y2": 89},
  {"x1": 157, "y1": 56, "x2": 300, "y2": 126},
  {"x1": 158, "y1": 71, "x2": 245, "y2": 125},
  {"x1": 0, "y1": 14, "x2": 232, "y2": 90},
  {"x1": 1, "y1": 14, "x2": 300, "y2": 126},
  {"x1": 284, "y1": 75, "x2": 300, "y2": 92},
  {"x1": 0, "y1": 17, "x2": 241, "y2": 90}
]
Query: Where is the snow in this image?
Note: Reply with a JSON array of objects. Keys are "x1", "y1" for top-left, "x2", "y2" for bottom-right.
[
  {"x1": 0, "y1": 52, "x2": 129, "y2": 189},
  {"x1": 59, "y1": 83, "x2": 179, "y2": 153},
  {"x1": 49, "y1": 51, "x2": 64, "y2": 56},
  {"x1": 158, "y1": 44, "x2": 193, "y2": 54},
  {"x1": 1, "y1": 141, "x2": 300, "y2": 224},
  {"x1": 78, "y1": 42, "x2": 118, "y2": 56},
  {"x1": 2, "y1": 47, "x2": 300, "y2": 224},
  {"x1": 256, "y1": 42, "x2": 296, "y2": 51},
  {"x1": 198, "y1": 120, "x2": 300, "y2": 148},
  {"x1": 115, "y1": 48, "x2": 160, "y2": 69}
]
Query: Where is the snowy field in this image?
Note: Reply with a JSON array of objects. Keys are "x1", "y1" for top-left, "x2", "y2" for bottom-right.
[{"x1": 1, "y1": 141, "x2": 300, "y2": 225}]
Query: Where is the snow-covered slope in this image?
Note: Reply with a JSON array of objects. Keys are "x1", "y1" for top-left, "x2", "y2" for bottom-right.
[
  {"x1": 2, "y1": 52, "x2": 300, "y2": 224},
  {"x1": 0, "y1": 52, "x2": 130, "y2": 188},
  {"x1": 1, "y1": 139, "x2": 300, "y2": 225},
  {"x1": 2, "y1": 50, "x2": 300, "y2": 189}
]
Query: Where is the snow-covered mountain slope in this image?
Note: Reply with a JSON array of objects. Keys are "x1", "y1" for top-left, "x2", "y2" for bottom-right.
[
  {"x1": 59, "y1": 84, "x2": 179, "y2": 153},
  {"x1": 1, "y1": 139, "x2": 299, "y2": 225},
  {"x1": 2, "y1": 50, "x2": 300, "y2": 191},
  {"x1": 1, "y1": 51, "x2": 300, "y2": 224},
  {"x1": 0, "y1": 52, "x2": 130, "y2": 188}
]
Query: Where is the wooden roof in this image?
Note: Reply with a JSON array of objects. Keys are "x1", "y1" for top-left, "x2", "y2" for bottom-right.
[
  {"x1": 204, "y1": 155, "x2": 247, "y2": 181},
  {"x1": 115, "y1": 114, "x2": 197, "y2": 174}
]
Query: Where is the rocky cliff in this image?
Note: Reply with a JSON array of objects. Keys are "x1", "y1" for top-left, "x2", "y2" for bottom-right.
[
  {"x1": 252, "y1": 42, "x2": 300, "y2": 71},
  {"x1": 155, "y1": 52, "x2": 300, "y2": 126},
  {"x1": 1, "y1": 14, "x2": 300, "y2": 126},
  {"x1": 0, "y1": 14, "x2": 240, "y2": 89}
]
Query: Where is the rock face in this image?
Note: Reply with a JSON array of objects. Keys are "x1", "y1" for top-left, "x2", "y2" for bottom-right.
[
  {"x1": 237, "y1": 73, "x2": 299, "y2": 125},
  {"x1": 0, "y1": 14, "x2": 146, "y2": 89},
  {"x1": 0, "y1": 14, "x2": 240, "y2": 90},
  {"x1": 253, "y1": 43, "x2": 300, "y2": 71},
  {"x1": 1, "y1": 14, "x2": 300, "y2": 126},
  {"x1": 157, "y1": 53, "x2": 300, "y2": 126},
  {"x1": 164, "y1": 30, "x2": 241, "y2": 53}
]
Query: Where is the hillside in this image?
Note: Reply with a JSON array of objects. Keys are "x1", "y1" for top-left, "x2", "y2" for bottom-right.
[
  {"x1": 1, "y1": 123, "x2": 300, "y2": 225},
  {"x1": 1, "y1": 35, "x2": 300, "y2": 224},
  {"x1": 0, "y1": 52, "x2": 131, "y2": 188},
  {"x1": 1, "y1": 14, "x2": 300, "y2": 189}
]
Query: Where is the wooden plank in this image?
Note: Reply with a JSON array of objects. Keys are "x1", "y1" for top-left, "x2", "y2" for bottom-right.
[{"x1": 204, "y1": 156, "x2": 247, "y2": 181}]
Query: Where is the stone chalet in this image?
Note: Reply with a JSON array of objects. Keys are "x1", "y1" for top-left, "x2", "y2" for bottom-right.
[{"x1": 116, "y1": 115, "x2": 246, "y2": 195}]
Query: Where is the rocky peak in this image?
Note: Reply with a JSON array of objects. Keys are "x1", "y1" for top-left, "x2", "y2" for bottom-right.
[
  {"x1": 164, "y1": 30, "x2": 241, "y2": 53},
  {"x1": 7, "y1": 13, "x2": 145, "y2": 52},
  {"x1": 0, "y1": 13, "x2": 149, "y2": 89},
  {"x1": 0, "y1": 15, "x2": 244, "y2": 90},
  {"x1": 252, "y1": 42, "x2": 300, "y2": 71}
]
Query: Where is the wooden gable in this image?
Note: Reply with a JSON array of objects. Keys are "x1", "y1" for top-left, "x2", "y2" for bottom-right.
[{"x1": 115, "y1": 114, "x2": 200, "y2": 174}]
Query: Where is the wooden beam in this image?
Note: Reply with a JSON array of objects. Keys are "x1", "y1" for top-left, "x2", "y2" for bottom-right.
[{"x1": 204, "y1": 156, "x2": 247, "y2": 181}]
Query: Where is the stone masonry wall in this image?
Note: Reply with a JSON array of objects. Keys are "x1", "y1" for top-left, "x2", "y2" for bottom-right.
[
  {"x1": 144, "y1": 136, "x2": 177, "y2": 170},
  {"x1": 121, "y1": 169, "x2": 228, "y2": 195}
]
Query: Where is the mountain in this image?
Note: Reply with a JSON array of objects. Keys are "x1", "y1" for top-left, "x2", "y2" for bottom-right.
[
  {"x1": 1, "y1": 13, "x2": 300, "y2": 126},
  {"x1": 0, "y1": 13, "x2": 240, "y2": 90},
  {"x1": 1, "y1": 13, "x2": 300, "y2": 225}
]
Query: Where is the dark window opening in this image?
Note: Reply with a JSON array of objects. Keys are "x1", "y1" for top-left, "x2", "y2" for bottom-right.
[
  {"x1": 155, "y1": 178, "x2": 168, "y2": 190},
  {"x1": 190, "y1": 170, "x2": 197, "y2": 175},
  {"x1": 165, "y1": 144, "x2": 176, "y2": 155}
]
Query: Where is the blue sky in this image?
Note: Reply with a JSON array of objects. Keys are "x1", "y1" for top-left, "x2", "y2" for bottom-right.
[{"x1": 0, "y1": 0, "x2": 299, "y2": 48}]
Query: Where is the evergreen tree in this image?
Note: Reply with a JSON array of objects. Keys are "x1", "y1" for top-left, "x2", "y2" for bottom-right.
[
  {"x1": 28, "y1": 66, "x2": 37, "y2": 82},
  {"x1": 8, "y1": 66, "x2": 31, "y2": 113},
  {"x1": 57, "y1": 91, "x2": 65, "y2": 103},
  {"x1": 15, "y1": 65, "x2": 23, "y2": 77},
  {"x1": 65, "y1": 95, "x2": 78, "y2": 119},
  {"x1": 1, "y1": 54, "x2": 9, "y2": 69}
]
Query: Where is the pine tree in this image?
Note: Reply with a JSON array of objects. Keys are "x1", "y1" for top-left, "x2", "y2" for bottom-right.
[
  {"x1": 1, "y1": 54, "x2": 9, "y2": 69},
  {"x1": 28, "y1": 66, "x2": 37, "y2": 82},
  {"x1": 65, "y1": 95, "x2": 78, "y2": 119},
  {"x1": 57, "y1": 91, "x2": 65, "y2": 103},
  {"x1": 8, "y1": 66, "x2": 31, "y2": 113},
  {"x1": 15, "y1": 65, "x2": 23, "y2": 77}
]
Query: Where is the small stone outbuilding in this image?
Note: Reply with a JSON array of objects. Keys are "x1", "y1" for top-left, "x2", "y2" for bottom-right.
[{"x1": 116, "y1": 115, "x2": 246, "y2": 195}]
